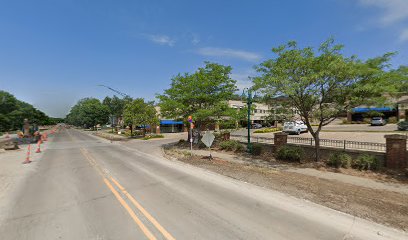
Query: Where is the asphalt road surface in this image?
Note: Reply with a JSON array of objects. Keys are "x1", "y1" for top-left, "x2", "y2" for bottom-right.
[{"x1": 0, "y1": 128, "x2": 406, "y2": 240}]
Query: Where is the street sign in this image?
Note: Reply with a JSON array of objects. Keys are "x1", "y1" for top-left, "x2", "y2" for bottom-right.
[
  {"x1": 188, "y1": 116, "x2": 193, "y2": 123},
  {"x1": 201, "y1": 132, "x2": 215, "y2": 148}
]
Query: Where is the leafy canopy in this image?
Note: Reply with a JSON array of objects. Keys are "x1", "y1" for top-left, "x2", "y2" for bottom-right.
[
  {"x1": 157, "y1": 62, "x2": 237, "y2": 125},
  {"x1": 0, "y1": 90, "x2": 51, "y2": 131},
  {"x1": 123, "y1": 98, "x2": 159, "y2": 129},
  {"x1": 66, "y1": 98, "x2": 109, "y2": 128},
  {"x1": 253, "y1": 38, "x2": 394, "y2": 131}
]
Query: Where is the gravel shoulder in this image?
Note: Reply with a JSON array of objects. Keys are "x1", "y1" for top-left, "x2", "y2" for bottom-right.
[{"x1": 164, "y1": 145, "x2": 408, "y2": 232}]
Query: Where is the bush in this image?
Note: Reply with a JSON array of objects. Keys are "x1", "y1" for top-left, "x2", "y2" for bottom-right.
[
  {"x1": 327, "y1": 152, "x2": 352, "y2": 168},
  {"x1": 342, "y1": 119, "x2": 351, "y2": 124},
  {"x1": 254, "y1": 127, "x2": 280, "y2": 133},
  {"x1": 219, "y1": 140, "x2": 244, "y2": 152},
  {"x1": 276, "y1": 146, "x2": 304, "y2": 162},
  {"x1": 388, "y1": 116, "x2": 398, "y2": 124},
  {"x1": 353, "y1": 154, "x2": 381, "y2": 171},
  {"x1": 363, "y1": 118, "x2": 371, "y2": 124},
  {"x1": 141, "y1": 134, "x2": 164, "y2": 140},
  {"x1": 251, "y1": 143, "x2": 262, "y2": 155}
]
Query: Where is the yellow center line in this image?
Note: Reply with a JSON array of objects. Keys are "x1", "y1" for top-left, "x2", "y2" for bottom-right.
[
  {"x1": 79, "y1": 148, "x2": 157, "y2": 240},
  {"x1": 110, "y1": 177, "x2": 176, "y2": 240},
  {"x1": 103, "y1": 178, "x2": 157, "y2": 240}
]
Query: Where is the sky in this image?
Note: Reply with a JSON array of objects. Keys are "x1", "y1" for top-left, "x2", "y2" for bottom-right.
[{"x1": 0, "y1": 0, "x2": 407, "y2": 117}]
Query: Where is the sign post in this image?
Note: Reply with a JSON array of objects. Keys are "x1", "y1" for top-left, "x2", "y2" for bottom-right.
[
  {"x1": 188, "y1": 116, "x2": 193, "y2": 155},
  {"x1": 201, "y1": 131, "x2": 215, "y2": 159}
]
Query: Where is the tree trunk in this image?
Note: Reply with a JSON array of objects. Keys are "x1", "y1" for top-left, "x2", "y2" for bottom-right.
[
  {"x1": 312, "y1": 133, "x2": 321, "y2": 161},
  {"x1": 142, "y1": 128, "x2": 146, "y2": 137}
]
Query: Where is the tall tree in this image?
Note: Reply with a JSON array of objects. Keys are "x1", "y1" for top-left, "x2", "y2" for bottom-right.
[
  {"x1": 157, "y1": 62, "x2": 237, "y2": 130},
  {"x1": 66, "y1": 98, "x2": 109, "y2": 128},
  {"x1": 0, "y1": 90, "x2": 51, "y2": 131},
  {"x1": 253, "y1": 38, "x2": 394, "y2": 161},
  {"x1": 123, "y1": 98, "x2": 159, "y2": 137}
]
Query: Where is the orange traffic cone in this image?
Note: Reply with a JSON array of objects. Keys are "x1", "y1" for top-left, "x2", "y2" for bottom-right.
[
  {"x1": 35, "y1": 140, "x2": 41, "y2": 153},
  {"x1": 23, "y1": 144, "x2": 32, "y2": 164}
]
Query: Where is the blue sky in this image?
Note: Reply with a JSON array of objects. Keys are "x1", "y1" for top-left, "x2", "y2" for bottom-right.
[{"x1": 0, "y1": 0, "x2": 407, "y2": 117}]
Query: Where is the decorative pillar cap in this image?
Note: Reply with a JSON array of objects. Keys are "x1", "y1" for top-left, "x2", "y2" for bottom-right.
[
  {"x1": 274, "y1": 132, "x2": 288, "y2": 136},
  {"x1": 384, "y1": 134, "x2": 407, "y2": 140}
]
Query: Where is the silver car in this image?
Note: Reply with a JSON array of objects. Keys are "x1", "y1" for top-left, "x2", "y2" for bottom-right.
[{"x1": 371, "y1": 117, "x2": 386, "y2": 126}]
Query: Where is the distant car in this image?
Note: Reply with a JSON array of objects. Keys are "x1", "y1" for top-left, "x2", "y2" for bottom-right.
[
  {"x1": 251, "y1": 123, "x2": 263, "y2": 129},
  {"x1": 371, "y1": 117, "x2": 386, "y2": 126},
  {"x1": 283, "y1": 121, "x2": 308, "y2": 135},
  {"x1": 397, "y1": 121, "x2": 408, "y2": 131}
]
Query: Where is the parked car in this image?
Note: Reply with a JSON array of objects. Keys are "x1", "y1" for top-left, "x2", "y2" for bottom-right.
[
  {"x1": 251, "y1": 123, "x2": 263, "y2": 129},
  {"x1": 397, "y1": 121, "x2": 408, "y2": 131},
  {"x1": 283, "y1": 121, "x2": 308, "y2": 135},
  {"x1": 371, "y1": 117, "x2": 386, "y2": 126}
]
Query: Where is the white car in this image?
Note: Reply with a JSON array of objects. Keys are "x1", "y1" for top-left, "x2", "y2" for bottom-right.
[{"x1": 283, "y1": 121, "x2": 308, "y2": 135}]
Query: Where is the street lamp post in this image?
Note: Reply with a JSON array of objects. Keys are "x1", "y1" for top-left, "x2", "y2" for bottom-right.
[{"x1": 242, "y1": 88, "x2": 254, "y2": 153}]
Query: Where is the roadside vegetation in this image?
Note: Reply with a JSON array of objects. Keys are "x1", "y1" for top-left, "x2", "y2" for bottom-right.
[
  {"x1": 253, "y1": 38, "x2": 407, "y2": 161},
  {"x1": 0, "y1": 90, "x2": 62, "y2": 133}
]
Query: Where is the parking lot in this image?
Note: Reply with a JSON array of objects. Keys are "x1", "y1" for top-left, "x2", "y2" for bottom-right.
[{"x1": 232, "y1": 123, "x2": 406, "y2": 144}]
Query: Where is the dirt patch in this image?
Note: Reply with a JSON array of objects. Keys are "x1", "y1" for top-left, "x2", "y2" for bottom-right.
[{"x1": 164, "y1": 146, "x2": 408, "y2": 231}]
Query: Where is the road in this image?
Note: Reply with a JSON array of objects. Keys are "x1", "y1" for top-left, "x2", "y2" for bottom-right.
[{"x1": 0, "y1": 128, "x2": 406, "y2": 240}]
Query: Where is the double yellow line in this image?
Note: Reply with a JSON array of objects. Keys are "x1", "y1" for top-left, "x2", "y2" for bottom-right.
[{"x1": 80, "y1": 148, "x2": 175, "y2": 240}]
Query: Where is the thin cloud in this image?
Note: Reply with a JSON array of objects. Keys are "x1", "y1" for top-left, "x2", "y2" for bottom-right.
[
  {"x1": 399, "y1": 28, "x2": 408, "y2": 42},
  {"x1": 357, "y1": 0, "x2": 408, "y2": 42},
  {"x1": 358, "y1": 0, "x2": 408, "y2": 25},
  {"x1": 196, "y1": 47, "x2": 261, "y2": 62},
  {"x1": 143, "y1": 34, "x2": 175, "y2": 46},
  {"x1": 191, "y1": 33, "x2": 200, "y2": 45},
  {"x1": 231, "y1": 70, "x2": 257, "y2": 91}
]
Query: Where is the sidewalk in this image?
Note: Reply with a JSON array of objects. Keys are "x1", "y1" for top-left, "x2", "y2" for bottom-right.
[{"x1": 191, "y1": 149, "x2": 408, "y2": 195}]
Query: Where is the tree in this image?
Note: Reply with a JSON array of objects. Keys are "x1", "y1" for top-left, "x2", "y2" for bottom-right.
[
  {"x1": 157, "y1": 62, "x2": 237, "y2": 131},
  {"x1": 66, "y1": 98, "x2": 109, "y2": 128},
  {"x1": 253, "y1": 38, "x2": 394, "y2": 161},
  {"x1": 0, "y1": 90, "x2": 51, "y2": 131},
  {"x1": 123, "y1": 98, "x2": 159, "y2": 137},
  {"x1": 103, "y1": 95, "x2": 132, "y2": 127}
]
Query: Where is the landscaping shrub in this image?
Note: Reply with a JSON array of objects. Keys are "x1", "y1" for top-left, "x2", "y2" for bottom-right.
[
  {"x1": 276, "y1": 146, "x2": 304, "y2": 162},
  {"x1": 353, "y1": 154, "x2": 381, "y2": 170},
  {"x1": 388, "y1": 116, "x2": 398, "y2": 124},
  {"x1": 254, "y1": 127, "x2": 280, "y2": 133},
  {"x1": 363, "y1": 118, "x2": 371, "y2": 124},
  {"x1": 142, "y1": 134, "x2": 164, "y2": 140},
  {"x1": 251, "y1": 143, "x2": 262, "y2": 155},
  {"x1": 219, "y1": 140, "x2": 244, "y2": 152},
  {"x1": 327, "y1": 152, "x2": 352, "y2": 168}
]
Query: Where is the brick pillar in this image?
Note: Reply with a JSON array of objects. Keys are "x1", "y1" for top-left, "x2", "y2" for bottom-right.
[
  {"x1": 274, "y1": 132, "x2": 288, "y2": 148},
  {"x1": 384, "y1": 134, "x2": 407, "y2": 169}
]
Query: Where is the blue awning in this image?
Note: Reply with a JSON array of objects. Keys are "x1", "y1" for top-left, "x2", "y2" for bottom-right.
[
  {"x1": 352, "y1": 107, "x2": 395, "y2": 113},
  {"x1": 160, "y1": 120, "x2": 183, "y2": 125}
]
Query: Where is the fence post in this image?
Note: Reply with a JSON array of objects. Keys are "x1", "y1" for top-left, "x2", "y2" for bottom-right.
[
  {"x1": 343, "y1": 140, "x2": 346, "y2": 150},
  {"x1": 310, "y1": 138, "x2": 313, "y2": 146}
]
